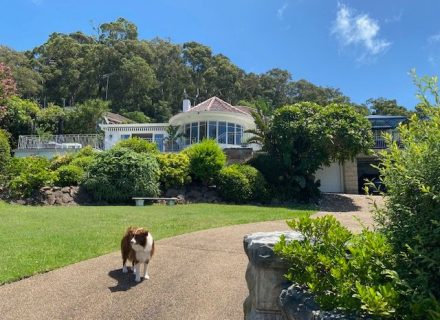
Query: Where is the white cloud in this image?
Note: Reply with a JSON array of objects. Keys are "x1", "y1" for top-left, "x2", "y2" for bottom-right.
[
  {"x1": 332, "y1": 3, "x2": 391, "y2": 59},
  {"x1": 31, "y1": 0, "x2": 43, "y2": 5},
  {"x1": 428, "y1": 32, "x2": 440, "y2": 44},
  {"x1": 277, "y1": 3, "x2": 289, "y2": 20}
]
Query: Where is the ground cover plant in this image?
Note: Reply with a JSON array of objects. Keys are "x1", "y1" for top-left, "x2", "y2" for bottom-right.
[
  {"x1": 0, "y1": 201, "x2": 313, "y2": 284},
  {"x1": 275, "y1": 216, "x2": 403, "y2": 318}
]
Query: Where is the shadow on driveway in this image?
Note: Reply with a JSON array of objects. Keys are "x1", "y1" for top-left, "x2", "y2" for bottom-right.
[{"x1": 108, "y1": 268, "x2": 142, "y2": 292}]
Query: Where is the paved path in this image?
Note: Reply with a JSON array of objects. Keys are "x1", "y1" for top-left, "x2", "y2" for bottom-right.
[
  {"x1": 0, "y1": 194, "x2": 379, "y2": 320},
  {"x1": 0, "y1": 221, "x2": 288, "y2": 320}
]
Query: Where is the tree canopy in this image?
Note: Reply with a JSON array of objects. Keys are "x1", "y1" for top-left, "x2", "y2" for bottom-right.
[{"x1": 0, "y1": 17, "x2": 395, "y2": 125}]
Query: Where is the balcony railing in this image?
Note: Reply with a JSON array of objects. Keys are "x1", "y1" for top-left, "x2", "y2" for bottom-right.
[{"x1": 17, "y1": 134, "x2": 103, "y2": 150}]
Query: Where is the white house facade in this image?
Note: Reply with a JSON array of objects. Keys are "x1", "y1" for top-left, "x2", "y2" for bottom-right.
[{"x1": 100, "y1": 96, "x2": 257, "y2": 152}]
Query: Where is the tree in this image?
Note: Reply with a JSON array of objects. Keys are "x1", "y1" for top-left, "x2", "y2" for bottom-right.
[
  {"x1": 36, "y1": 103, "x2": 66, "y2": 134},
  {"x1": 0, "y1": 97, "x2": 40, "y2": 144},
  {"x1": 374, "y1": 73, "x2": 440, "y2": 318},
  {"x1": 287, "y1": 79, "x2": 350, "y2": 106},
  {"x1": 253, "y1": 102, "x2": 372, "y2": 201},
  {"x1": 99, "y1": 18, "x2": 138, "y2": 41},
  {"x1": 0, "y1": 46, "x2": 42, "y2": 98},
  {"x1": 64, "y1": 99, "x2": 109, "y2": 134},
  {"x1": 365, "y1": 98, "x2": 410, "y2": 116}
]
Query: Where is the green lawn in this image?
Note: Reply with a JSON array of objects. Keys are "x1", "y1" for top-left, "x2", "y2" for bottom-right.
[{"x1": 0, "y1": 201, "x2": 313, "y2": 284}]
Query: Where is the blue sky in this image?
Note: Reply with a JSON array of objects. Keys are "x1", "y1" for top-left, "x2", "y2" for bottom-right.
[{"x1": 1, "y1": 0, "x2": 439, "y2": 108}]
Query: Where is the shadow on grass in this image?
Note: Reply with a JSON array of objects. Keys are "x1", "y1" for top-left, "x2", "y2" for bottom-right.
[{"x1": 108, "y1": 268, "x2": 142, "y2": 292}]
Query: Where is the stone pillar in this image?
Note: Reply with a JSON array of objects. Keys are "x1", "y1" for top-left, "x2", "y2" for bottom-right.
[
  {"x1": 243, "y1": 232, "x2": 303, "y2": 320},
  {"x1": 342, "y1": 160, "x2": 358, "y2": 194}
]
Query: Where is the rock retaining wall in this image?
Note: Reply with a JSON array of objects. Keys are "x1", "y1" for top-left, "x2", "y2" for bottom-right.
[{"x1": 243, "y1": 232, "x2": 353, "y2": 320}]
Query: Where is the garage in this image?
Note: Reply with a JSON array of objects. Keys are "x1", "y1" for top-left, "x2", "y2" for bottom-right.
[{"x1": 315, "y1": 162, "x2": 343, "y2": 193}]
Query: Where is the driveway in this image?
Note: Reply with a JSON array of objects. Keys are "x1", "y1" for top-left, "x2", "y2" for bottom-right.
[{"x1": 0, "y1": 194, "x2": 380, "y2": 320}]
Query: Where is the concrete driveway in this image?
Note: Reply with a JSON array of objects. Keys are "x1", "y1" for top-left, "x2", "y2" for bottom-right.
[{"x1": 0, "y1": 194, "x2": 379, "y2": 320}]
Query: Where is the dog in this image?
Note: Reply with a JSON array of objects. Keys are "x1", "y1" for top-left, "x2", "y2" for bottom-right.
[{"x1": 121, "y1": 227, "x2": 155, "y2": 282}]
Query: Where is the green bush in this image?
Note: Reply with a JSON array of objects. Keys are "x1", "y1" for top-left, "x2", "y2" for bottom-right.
[
  {"x1": 54, "y1": 165, "x2": 84, "y2": 187},
  {"x1": 82, "y1": 148, "x2": 160, "y2": 203},
  {"x1": 183, "y1": 139, "x2": 226, "y2": 184},
  {"x1": 373, "y1": 74, "x2": 440, "y2": 318},
  {"x1": 217, "y1": 166, "x2": 252, "y2": 203},
  {"x1": 217, "y1": 164, "x2": 268, "y2": 203},
  {"x1": 274, "y1": 216, "x2": 403, "y2": 318},
  {"x1": 49, "y1": 154, "x2": 74, "y2": 170},
  {"x1": 7, "y1": 157, "x2": 55, "y2": 197},
  {"x1": 74, "y1": 145, "x2": 96, "y2": 158},
  {"x1": 69, "y1": 155, "x2": 95, "y2": 171},
  {"x1": 0, "y1": 129, "x2": 11, "y2": 175},
  {"x1": 157, "y1": 153, "x2": 191, "y2": 190},
  {"x1": 114, "y1": 137, "x2": 158, "y2": 154}
]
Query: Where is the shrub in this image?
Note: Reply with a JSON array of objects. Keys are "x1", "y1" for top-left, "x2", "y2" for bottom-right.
[
  {"x1": 69, "y1": 155, "x2": 95, "y2": 171},
  {"x1": 50, "y1": 154, "x2": 74, "y2": 170},
  {"x1": 157, "y1": 153, "x2": 191, "y2": 190},
  {"x1": 82, "y1": 148, "x2": 160, "y2": 203},
  {"x1": 373, "y1": 74, "x2": 440, "y2": 318},
  {"x1": 0, "y1": 129, "x2": 11, "y2": 175},
  {"x1": 217, "y1": 164, "x2": 268, "y2": 203},
  {"x1": 7, "y1": 156, "x2": 55, "y2": 197},
  {"x1": 274, "y1": 216, "x2": 403, "y2": 318},
  {"x1": 114, "y1": 137, "x2": 158, "y2": 154},
  {"x1": 233, "y1": 164, "x2": 268, "y2": 201},
  {"x1": 183, "y1": 139, "x2": 226, "y2": 184},
  {"x1": 54, "y1": 165, "x2": 84, "y2": 187},
  {"x1": 75, "y1": 145, "x2": 96, "y2": 158},
  {"x1": 217, "y1": 166, "x2": 252, "y2": 203}
]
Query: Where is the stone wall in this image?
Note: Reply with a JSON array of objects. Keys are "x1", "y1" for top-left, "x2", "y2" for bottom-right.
[
  {"x1": 243, "y1": 232, "x2": 354, "y2": 320},
  {"x1": 39, "y1": 186, "x2": 92, "y2": 205},
  {"x1": 223, "y1": 147, "x2": 254, "y2": 164},
  {"x1": 342, "y1": 160, "x2": 358, "y2": 194}
]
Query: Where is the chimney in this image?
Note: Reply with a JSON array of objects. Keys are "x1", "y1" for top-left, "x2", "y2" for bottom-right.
[{"x1": 183, "y1": 99, "x2": 191, "y2": 112}]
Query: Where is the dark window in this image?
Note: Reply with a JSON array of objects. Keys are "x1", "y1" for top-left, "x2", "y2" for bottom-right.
[
  {"x1": 199, "y1": 121, "x2": 207, "y2": 141},
  {"x1": 218, "y1": 122, "x2": 226, "y2": 144},
  {"x1": 185, "y1": 124, "x2": 190, "y2": 145},
  {"x1": 191, "y1": 122, "x2": 198, "y2": 144},
  {"x1": 236, "y1": 125, "x2": 242, "y2": 145},
  {"x1": 208, "y1": 121, "x2": 217, "y2": 140},
  {"x1": 227, "y1": 123, "x2": 235, "y2": 144}
]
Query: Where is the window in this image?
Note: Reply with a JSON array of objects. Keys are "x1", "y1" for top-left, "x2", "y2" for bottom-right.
[
  {"x1": 154, "y1": 134, "x2": 164, "y2": 152},
  {"x1": 227, "y1": 123, "x2": 235, "y2": 144},
  {"x1": 191, "y1": 122, "x2": 198, "y2": 144},
  {"x1": 121, "y1": 134, "x2": 131, "y2": 140},
  {"x1": 208, "y1": 121, "x2": 217, "y2": 139},
  {"x1": 185, "y1": 124, "x2": 191, "y2": 145},
  {"x1": 218, "y1": 122, "x2": 226, "y2": 143},
  {"x1": 199, "y1": 121, "x2": 207, "y2": 141},
  {"x1": 236, "y1": 125, "x2": 242, "y2": 145}
]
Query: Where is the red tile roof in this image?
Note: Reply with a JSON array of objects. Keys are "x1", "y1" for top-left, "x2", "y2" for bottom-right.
[{"x1": 188, "y1": 97, "x2": 251, "y2": 115}]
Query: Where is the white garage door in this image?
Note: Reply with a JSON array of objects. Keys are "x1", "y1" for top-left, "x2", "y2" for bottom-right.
[{"x1": 315, "y1": 162, "x2": 343, "y2": 193}]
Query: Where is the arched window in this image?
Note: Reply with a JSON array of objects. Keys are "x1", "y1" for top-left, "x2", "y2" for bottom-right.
[{"x1": 182, "y1": 121, "x2": 244, "y2": 146}]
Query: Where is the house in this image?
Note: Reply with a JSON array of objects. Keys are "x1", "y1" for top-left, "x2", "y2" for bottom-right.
[
  {"x1": 100, "y1": 97, "x2": 408, "y2": 194},
  {"x1": 99, "y1": 96, "x2": 257, "y2": 152}
]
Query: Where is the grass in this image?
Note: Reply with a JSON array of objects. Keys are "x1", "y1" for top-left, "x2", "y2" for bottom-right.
[{"x1": 0, "y1": 201, "x2": 314, "y2": 284}]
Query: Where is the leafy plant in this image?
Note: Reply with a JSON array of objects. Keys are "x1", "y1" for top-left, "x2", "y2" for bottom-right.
[
  {"x1": 274, "y1": 216, "x2": 403, "y2": 318},
  {"x1": 373, "y1": 72, "x2": 440, "y2": 319},
  {"x1": 114, "y1": 137, "x2": 158, "y2": 154},
  {"x1": 7, "y1": 156, "x2": 55, "y2": 197},
  {"x1": 156, "y1": 152, "x2": 191, "y2": 190},
  {"x1": 54, "y1": 165, "x2": 84, "y2": 187},
  {"x1": 183, "y1": 139, "x2": 226, "y2": 184},
  {"x1": 82, "y1": 148, "x2": 160, "y2": 203},
  {"x1": 217, "y1": 166, "x2": 252, "y2": 203},
  {"x1": 217, "y1": 164, "x2": 268, "y2": 203},
  {"x1": 0, "y1": 129, "x2": 11, "y2": 176}
]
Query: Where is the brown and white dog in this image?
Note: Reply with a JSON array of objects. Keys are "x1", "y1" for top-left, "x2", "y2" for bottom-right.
[{"x1": 121, "y1": 227, "x2": 155, "y2": 282}]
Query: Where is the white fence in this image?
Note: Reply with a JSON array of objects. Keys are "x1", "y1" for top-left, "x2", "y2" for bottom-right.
[{"x1": 17, "y1": 134, "x2": 103, "y2": 150}]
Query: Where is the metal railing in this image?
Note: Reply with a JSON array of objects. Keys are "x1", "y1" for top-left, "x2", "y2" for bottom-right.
[{"x1": 17, "y1": 134, "x2": 103, "y2": 150}]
